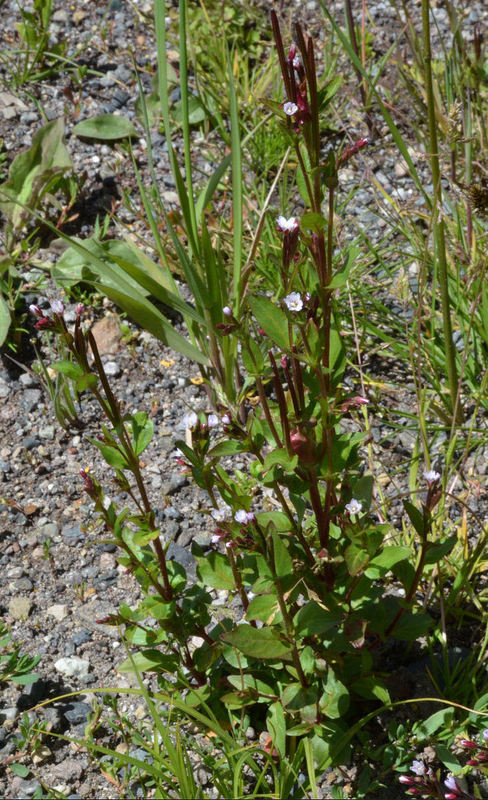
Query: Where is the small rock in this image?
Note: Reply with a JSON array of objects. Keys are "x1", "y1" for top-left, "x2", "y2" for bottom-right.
[
  {"x1": 8, "y1": 596, "x2": 33, "y2": 619},
  {"x1": 71, "y1": 630, "x2": 92, "y2": 647},
  {"x1": 38, "y1": 425, "x2": 55, "y2": 440},
  {"x1": 90, "y1": 316, "x2": 122, "y2": 355},
  {"x1": 47, "y1": 604, "x2": 69, "y2": 621},
  {"x1": 52, "y1": 758, "x2": 85, "y2": 781},
  {"x1": 21, "y1": 389, "x2": 42, "y2": 413},
  {"x1": 99, "y1": 551, "x2": 116, "y2": 570},
  {"x1": 0, "y1": 706, "x2": 17, "y2": 724},
  {"x1": 32, "y1": 745, "x2": 52, "y2": 764},
  {"x1": 36, "y1": 521, "x2": 60, "y2": 541},
  {"x1": 63, "y1": 701, "x2": 92, "y2": 726},
  {"x1": 19, "y1": 373, "x2": 37, "y2": 388},
  {"x1": 22, "y1": 436, "x2": 40, "y2": 451},
  {"x1": 62, "y1": 524, "x2": 84, "y2": 543},
  {"x1": 54, "y1": 656, "x2": 90, "y2": 679},
  {"x1": 103, "y1": 360, "x2": 121, "y2": 377}
]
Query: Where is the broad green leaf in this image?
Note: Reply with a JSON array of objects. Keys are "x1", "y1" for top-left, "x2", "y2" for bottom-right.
[
  {"x1": 301, "y1": 211, "x2": 326, "y2": 231},
  {"x1": 0, "y1": 294, "x2": 11, "y2": 346},
  {"x1": 256, "y1": 511, "x2": 294, "y2": 533},
  {"x1": 221, "y1": 625, "x2": 292, "y2": 660},
  {"x1": 242, "y1": 336, "x2": 265, "y2": 376},
  {"x1": 365, "y1": 546, "x2": 410, "y2": 578},
  {"x1": 414, "y1": 708, "x2": 454, "y2": 738},
  {"x1": 319, "y1": 670, "x2": 350, "y2": 719},
  {"x1": 130, "y1": 411, "x2": 154, "y2": 456},
  {"x1": 139, "y1": 595, "x2": 175, "y2": 620},
  {"x1": 0, "y1": 117, "x2": 72, "y2": 233},
  {"x1": 51, "y1": 360, "x2": 84, "y2": 380},
  {"x1": 9, "y1": 764, "x2": 30, "y2": 778},
  {"x1": 227, "y1": 674, "x2": 278, "y2": 700},
  {"x1": 262, "y1": 450, "x2": 298, "y2": 473},
  {"x1": 282, "y1": 682, "x2": 319, "y2": 710},
  {"x1": 393, "y1": 610, "x2": 432, "y2": 641},
  {"x1": 403, "y1": 500, "x2": 426, "y2": 536},
  {"x1": 267, "y1": 701, "x2": 286, "y2": 758},
  {"x1": 294, "y1": 601, "x2": 341, "y2": 636},
  {"x1": 436, "y1": 743, "x2": 462, "y2": 774},
  {"x1": 246, "y1": 594, "x2": 280, "y2": 624},
  {"x1": 73, "y1": 114, "x2": 138, "y2": 140},
  {"x1": 423, "y1": 534, "x2": 457, "y2": 565},
  {"x1": 195, "y1": 551, "x2": 236, "y2": 590},
  {"x1": 89, "y1": 439, "x2": 130, "y2": 470},
  {"x1": 249, "y1": 295, "x2": 289, "y2": 350},
  {"x1": 117, "y1": 649, "x2": 178, "y2": 674},
  {"x1": 344, "y1": 543, "x2": 369, "y2": 576},
  {"x1": 271, "y1": 529, "x2": 293, "y2": 578},
  {"x1": 207, "y1": 441, "x2": 247, "y2": 458}
]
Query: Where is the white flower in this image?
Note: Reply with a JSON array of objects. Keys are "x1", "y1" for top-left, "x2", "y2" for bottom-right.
[
  {"x1": 276, "y1": 214, "x2": 299, "y2": 232},
  {"x1": 211, "y1": 534, "x2": 221, "y2": 544},
  {"x1": 222, "y1": 306, "x2": 232, "y2": 317},
  {"x1": 222, "y1": 413, "x2": 231, "y2": 425},
  {"x1": 292, "y1": 56, "x2": 300, "y2": 69},
  {"x1": 50, "y1": 300, "x2": 65, "y2": 314},
  {"x1": 207, "y1": 414, "x2": 219, "y2": 428},
  {"x1": 483, "y1": 729, "x2": 488, "y2": 741},
  {"x1": 283, "y1": 101, "x2": 298, "y2": 116},
  {"x1": 284, "y1": 292, "x2": 303, "y2": 312},
  {"x1": 182, "y1": 411, "x2": 198, "y2": 429},
  {"x1": 234, "y1": 509, "x2": 249, "y2": 524},
  {"x1": 410, "y1": 760, "x2": 427, "y2": 776},
  {"x1": 423, "y1": 470, "x2": 441, "y2": 485},
  {"x1": 345, "y1": 498, "x2": 362, "y2": 515}
]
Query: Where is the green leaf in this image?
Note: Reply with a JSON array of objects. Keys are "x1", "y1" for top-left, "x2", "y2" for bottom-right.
[
  {"x1": 73, "y1": 114, "x2": 138, "y2": 141},
  {"x1": 0, "y1": 293, "x2": 11, "y2": 347},
  {"x1": 294, "y1": 601, "x2": 341, "y2": 636},
  {"x1": 139, "y1": 595, "x2": 176, "y2": 620},
  {"x1": 249, "y1": 295, "x2": 289, "y2": 350},
  {"x1": 221, "y1": 625, "x2": 292, "y2": 660},
  {"x1": 267, "y1": 701, "x2": 286, "y2": 758},
  {"x1": 130, "y1": 411, "x2": 154, "y2": 456},
  {"x1": 393, "y1": 610, "x2": 432, "y2": 641},
  {"x1": 271, "y1": 530, "x2": 293, "y2": 578},
  {"x1": 301, "y1": 211, "x2": 326, "y2": 231},
  {"x1": 88, "y1": 438, "x2": 130, "y2": 470},
  {"x1": 51, "y1": 360, "x2": 84, "y2": 380},
  {"x1": 423, "y1": 534, "x2": 457, "y2": 565},
  {"x1": 11, "y1": 671, "x2": 40, "y2": 685},
  {"x1": 414, "y1": 707, "x2": 453, "y2": 738},
  {"x1": 246, "y1": 594, "x2": 280, "y2": 624},
  {"x1": 0, "y1": 118, "x2": 72, "y2": 234},
  {"x1": 256, "y1": 511, "x2": 294, "y2": 532},
  {"x1": 403, "y1": 500, "x2": 426, "y2": 537},
  {"x1": 10, "y1": 764, "x2": 30, "y2": 778},
  {"x1": 207, "y1": 440, "x2": 247, "y2": 458},
  {"x1": 195, "y1": 550, "x2": 236, "y2": 590},
  {"x1": 76, "y1": 373, "x2": 98, "y2": 392},
  {"x1": 436, "y1": 743, "x2": 462, "y2": 774},
  {"x1": 227, "y1": 674, "x2": 278, "y2": 700},
  {"x1": 262, "y1": 450, "x2": 298, "y2": 473},
  {"x1": 365, "y1": 546, "x2": 410, "y2": 578},
  {"x1": 282, "y1": 682, "x2": 319, "y2": 710},
  {"x1": 242, "y1": 336, "x2": 265, "y2": 376},
  {"x1": 344, "y1": 543, "x2": 369, "y2": 576},
  {"x1": 117, "y1": 649, "x2": 178, "y2": 674},
  {"x1": 320, "y1": 670, "x2": 350, "y2": 719}
]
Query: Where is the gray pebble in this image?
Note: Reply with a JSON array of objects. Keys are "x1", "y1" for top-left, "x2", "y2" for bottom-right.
[
  {"x1": 63, "y1": 701, "x2": 92, "y2": 725},
  {"x1": 103, "y1": 360, "x2": 121, "y2": 377}
]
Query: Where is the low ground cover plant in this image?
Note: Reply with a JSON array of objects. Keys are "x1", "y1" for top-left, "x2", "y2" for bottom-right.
[{"x1": 3, "y1": 0, "x2": 488, "y2": 797}]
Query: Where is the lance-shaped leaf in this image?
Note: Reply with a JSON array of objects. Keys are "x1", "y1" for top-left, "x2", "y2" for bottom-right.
[{"x1": 221, "y1": 625, "x2": 292, "y2": 660}]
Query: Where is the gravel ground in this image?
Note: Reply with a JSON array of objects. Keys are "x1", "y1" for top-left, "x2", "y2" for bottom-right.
[{"x1": 1, "y1": 0, "x2": 488, "y2": 798}]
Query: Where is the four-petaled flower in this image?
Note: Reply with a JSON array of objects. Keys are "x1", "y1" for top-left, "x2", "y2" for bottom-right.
[
  {"x1": 276, "y1": 215, "x2": 299, "y2": 232},
  {"x1": 410, "y1": 760, "x2": 427, "y2": 776},
  {"x1": 423, "y1": 469, "x2": 441, "y2": 486},
  {"x1": 234, "y1": 510, "x2": 255, "y2": 525},
  {"x1": 50, "y1": 300, "x2": 65, "y2": 315},
  {"x1": 207, "y1": 414, "x2": 219, "y2": 428},
  {"x1": 345, "y1": 498, "x2": 362, "y2": 515},
  {"x1": 444, "y1": 775, "x2": 463, "y2": 799},
  {"x1": 182, "y1": 411, "x2": 198, "y2": 429},
  {"x1": 284, "y1": 292, "x2": 303, "y2": 312},
  {"x1": 283, "y1": 101, "x2": 298, "y2": 116}
]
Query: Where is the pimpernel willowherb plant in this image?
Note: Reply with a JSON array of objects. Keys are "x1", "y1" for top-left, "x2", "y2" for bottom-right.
[{"x1": 30, "y1": 10, "x2": 461, "y2": 791}]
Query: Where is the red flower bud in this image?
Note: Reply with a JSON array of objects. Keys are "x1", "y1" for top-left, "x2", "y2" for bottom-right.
[{"x1": 289, "y1": 428, "x2": 316, "y2": 465}]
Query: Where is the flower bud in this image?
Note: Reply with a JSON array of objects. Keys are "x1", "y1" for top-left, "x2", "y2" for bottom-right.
[{"x1": 289, "y1": 428, "x2": 316, "y2": 465}]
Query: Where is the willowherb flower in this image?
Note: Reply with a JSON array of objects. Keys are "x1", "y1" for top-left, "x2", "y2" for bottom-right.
[
  {"x1": 222, "y1": 413, "x2": 231, "y2": 426},
  {"x1": 423, "y1": 469, "x2": 441, "y2": 485},
  {"x1": 284, "y1": 292, "x2": 303, "y2": 312},
  {"x1": 234, "y1": 509, "x2": 255, "y2": 525},
  {"x1": 410, "y1": 760, "x2": 427, "y2": 777},
  {"x1": 345, "y1": 498, "x2": 362, "y2": 515},
  {"x1": 444, "y1": 775, "x2": 463, "y2": 799},
  {"x1": 283, "y1": 101, "x2": 299, "y2": 117},
  {"x1": 211, "y1": 505, "x2": 231, "y2": 522},
  {"x1": 222, "y1": 305, "x2": 232, "y2": 317},
  {"x1": 276, "y1": 215, "x2": 299, "y2": 232},
  {"x1": 29, "y1": 304, "x2": 43, "y2": 317},
  {"x1": 182, "y1": 411, "x2": 198, "y2": 429},
  {"x1": 50, "y1": 299, "x2": 65, "y2": 315},
  {"x1": 75, "y1": 302, "x2": 85, "y2": 317},
  {"x1": 207, "y1": 414, "x2": 219, "y2": 428}
]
